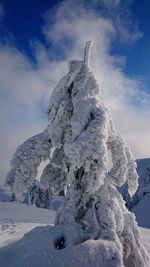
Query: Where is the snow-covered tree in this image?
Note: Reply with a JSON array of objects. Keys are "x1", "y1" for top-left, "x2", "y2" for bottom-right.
[
  {"x1": 48, "y1": 42, "x2": 149, "y2": 266},
  {"x1": 5, "y1": 41, "x2": 150, "y2": 266},
  {"x1": 23, "y1": 179, "x2": 51, "y2": 209}
]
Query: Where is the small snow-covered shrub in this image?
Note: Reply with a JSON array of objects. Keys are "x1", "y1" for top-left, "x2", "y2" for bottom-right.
[{"x1": 23, "y1": 179, "x2": 51, "y2": 209}]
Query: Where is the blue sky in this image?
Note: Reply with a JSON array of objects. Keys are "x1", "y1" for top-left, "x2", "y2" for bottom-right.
[
  {"x1": 1, "y1": 0, "x2": 150, "y2": 89},
  {"x1": 126, "y1": 1, "x2": 150, "y2": 91},
  {"x1": 0, "y1": 0, "x2": 150, "y2": 182}
]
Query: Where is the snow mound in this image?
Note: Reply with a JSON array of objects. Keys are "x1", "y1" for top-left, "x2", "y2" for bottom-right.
[
  {"x1": 0, "y1": 225, "x2": 122, "y2": 267},
  {"x1": 0, "y1": 202, "x2": 121, "y2": 267},
  {"x1": 0, "y1": 200, "x2": 149, "y2": 267}
]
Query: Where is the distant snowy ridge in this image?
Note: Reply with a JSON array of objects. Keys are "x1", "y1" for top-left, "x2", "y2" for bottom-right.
[
  {"x1": 120, "y1": 158, "x2": 150, "y2": 210},
  {"x1": 137, "y1": 158, "x2": 150, "y2": 188}
]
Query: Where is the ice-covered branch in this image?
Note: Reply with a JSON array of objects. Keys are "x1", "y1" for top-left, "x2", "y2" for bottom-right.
[
  {"x1": 84, "y1": 41, "x2": 93, "y2": 65},
  {"x1": 107, "y1": 117, "x2": 138, "y2": 196},
  {"x1": 40, "y1": 147, "x2": 66, "y2": 194},
  {"x1": 5, "y1": 128, "x2": 51, "y2": 194}
]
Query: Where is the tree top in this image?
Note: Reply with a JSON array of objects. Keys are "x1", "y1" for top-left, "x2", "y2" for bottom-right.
[{"x1": 84, "y1": 41, "x2": 93, "y2": 65}]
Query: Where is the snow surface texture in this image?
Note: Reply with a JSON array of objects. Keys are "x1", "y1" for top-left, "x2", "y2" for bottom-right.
[
  {"x1": 0, "y1": 201, "x2": 149, "y2": 267},
  {"x1": 4, "y1": 42, "x2": 150, "y2": 266},
  {"x1": 0, "y1": 201, "x2": 55, "y2": 249}
]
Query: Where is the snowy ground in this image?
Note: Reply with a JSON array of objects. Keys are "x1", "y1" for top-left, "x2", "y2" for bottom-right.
[
  {"x1": 0, "y1": 194, "x2": 150, "y2": 266},
  {"x1": 0, "y1": 202, "x2": 55, "y2": 248},
  {"x1": 0, "y1": 201, "x2": 123, "y2": 267}
]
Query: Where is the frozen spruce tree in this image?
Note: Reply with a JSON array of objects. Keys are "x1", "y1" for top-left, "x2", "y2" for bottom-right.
[{"x1": 5, "y1": 42, "x2": 150, "y2": 267}]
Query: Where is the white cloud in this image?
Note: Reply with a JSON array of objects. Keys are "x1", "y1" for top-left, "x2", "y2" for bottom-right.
[
  {"x1": 40, "y1": 0, "x2": 150, "y2": 158},
  {"x1": 95, "y1": 0, "x2": 131, "y2": 8},
  {"x1": 0, "y1": 44, "x2": 68, "y2": 182},
  {"x1": 0, "y1": 0, "x2": 150, "y2": 182},
  {"x1": 86, "y1": 0, "x2": 142, "y2": 43}
]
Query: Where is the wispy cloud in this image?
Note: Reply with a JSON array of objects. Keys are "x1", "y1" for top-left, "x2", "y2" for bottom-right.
[
  {"x1": 0, "y1": 0, "x2": 150, "y2": 182},
  {"x1": 0, "y1": 43, "x2": 68, "y2": 182},
  {"x1": 42, "y1": 0, "x2": 150, "y2": 155}
]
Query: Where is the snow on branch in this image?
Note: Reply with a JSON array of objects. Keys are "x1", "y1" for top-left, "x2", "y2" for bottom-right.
[
  {"x1": 5, "y1": 128, "x2": 51, "y2": 194},
  {"x1": 84, "y1": 41, "x2": 93, "y2": 65}
]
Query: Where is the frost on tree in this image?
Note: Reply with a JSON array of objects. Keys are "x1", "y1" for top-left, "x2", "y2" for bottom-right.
[
  {"x1": 40, "y1": 147, "x2": 66, "y2": 197},
  {"x1": 5, "y1": 129, "x2": 51, "y2": 194},
  {"x1": 48, "y1": 41, "x2": 149, "y2": 267},
  {"x1": 23, "y1": 179, "x2": 51, "y2": 209},
  {"x1": 5, "y1": 41, "x2": 150, "y2": 266}
]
